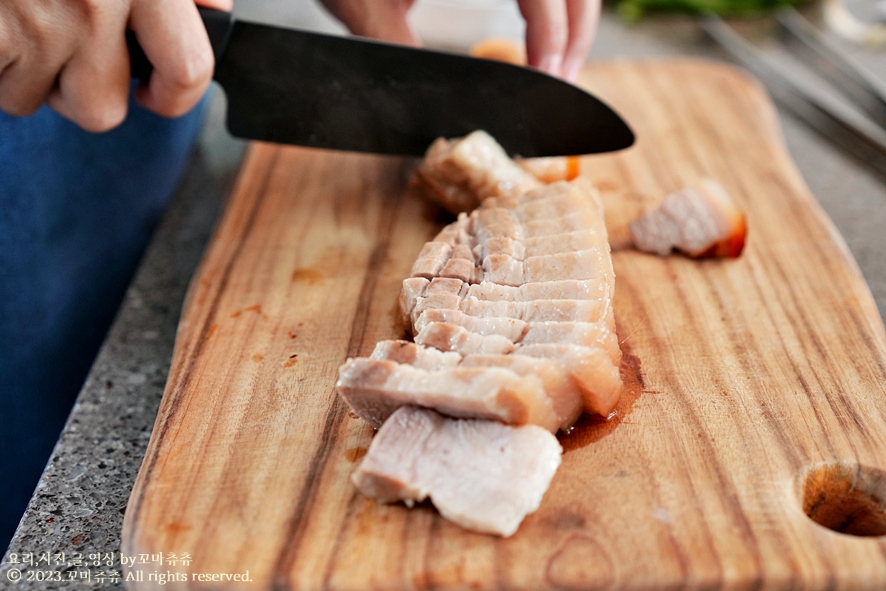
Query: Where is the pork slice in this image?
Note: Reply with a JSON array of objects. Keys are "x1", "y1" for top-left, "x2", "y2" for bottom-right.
[
  {"x1": 439, "y1": 257, "x2": 480, "y2": 284},
  {"x1": 410, "y1": 242, "x2": 455, "y2": 278},
  {"x1": 459, "y1": 296, "x2": 609, "y2": 324},
  {"x1": 459, "y1": 297, "x2": 521, "y2": 319},
  {"x1": 413, "y1": 131, "x2": 540, "y2": 214},
  {"x1": 481, "y1": 255, "x2": 524, "y2": 286},
  {"x1": 522, "y1": 248, "x2": 614, "y2": 284},
  {"x1": 400, "y1": 277, "x2": 430, "y2": 322},
  {"x1": 520, "y1": 299, "x2": 610, "y2": 323},
  {"x1": 418, "y1": 276, "x2": 460, "y2": 295},
  {"x1": 516, "y1": 178, "x2": 605, "y2": 218},
  {"x1": 460, "y1": 355, "x2": 582, "y2": 430},
  {"x1": 517, "y1": 279, "x2": 611, "y2": 301},
  {"x1": 414, "y1": 308, "x2": 528, "y2": 341},
  {"x1": 410, "y1": 294, "x2": 463, "y2": 328},
  {"x1": 516, "y1": 344, "x2": 622, "y2": 416},
  {"x1": 521, "y1": 321, "x2": 620, "y2": 364},
  {"x1": 629, "y1": 178, "x2": 747, "y2": 258},
  {"x1": 473, "y1": 236, "x2": 525, "y2": 261},
  {"x1": 336, "y1": 359, "x2": 559, "y2": 431},
  {"x1": 478, "y1": 195, "x2": 518, "y2": 210},
  {"x1": 370, "y1": 340, "x2": 462, "y2": 370},
  {"x1": 352, "y1": 406, "x2": 562, "y2": 536},
  {"x1": 512, "y1": 192, "x2": 592, "y2": 222},
  {"x1": 471, "y1": 207, "x2": 525, "y2": 243},
  {"x1": 433, "y1": 213, "x2": 475, "y2": 248},
  {"x1": 523, "y1": 229, "x2": 608, "y2": 257},
  {"x1": 522, "y1": 211, "x2": 599, "y2": 237},
  {"x1": 464, "y1": 279, "x2": 610, "y2": 302},
  {"x1": 415, "y1": 322, "x2": 515, "y2": 355},
  {"x1": 439, "y1": 244, "x2": 480, "y2": 283}
]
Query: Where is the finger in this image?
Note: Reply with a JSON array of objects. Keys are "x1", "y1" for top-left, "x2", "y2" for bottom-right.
[
  {"x1": 517, "y1": 0, "x2": 568, "y2": 77},
  {"x1": 0, "y1": 4, "x2": 75, "y2": 117},
  {"x1": 130, "y1": 0, "x2": 215, "y2": 118},
  {"x1": 319, "y1": 0, "x2": 420, "y2": 46},
  {"x1": 47, "y1": 10, "x2": 132, "y2": 132},
  {"x1": 562, "y1": 0, "x2": 600, "y2": 82}
]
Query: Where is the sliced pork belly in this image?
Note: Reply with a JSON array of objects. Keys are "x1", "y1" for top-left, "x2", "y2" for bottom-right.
[
  {"x1": 516, "y1": 344, "x2": 622, "y2": 416},
  {"x1": 414, "y1": 308, "x2": 528, "y2": 341},
  {"x1": 366, "y1": 342, "x2": 582, "y2": 431},
  {"x1": 415, "y1": 322, "x2": 515, "y2": 355},
  {"x1": 370, "y1": 340, "x2": 461, "y2": 370},
  {"x1": 461, "y1": 297, "x2": 609, "y2": 323},
  {"x1": 630, "y1": 178, "x2": 747, "y2": 258},
  {"x1": 352, "y1": 406, "x2": 563, "y2": 536},
  {"x1": 459, "y1": 355, "x2": 582, "y2": 430},
  {"x1": 412, "y1": 131, "x2": 541, "y2": 214},
  {"x1": 336, "y1": 358, "x2": 559, "y2": 432}
]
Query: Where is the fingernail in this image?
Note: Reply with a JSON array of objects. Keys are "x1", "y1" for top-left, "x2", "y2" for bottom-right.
[{"x1": 538, "y1": 53, "x2": 563, "y2": 77}]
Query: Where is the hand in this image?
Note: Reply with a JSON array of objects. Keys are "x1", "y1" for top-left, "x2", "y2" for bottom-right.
[
  {"x1": 517, "y1": 0, "x2": 601, "y2": 81},
  {"x1": 0, "y1": 0, "x2": 232, "y2": 132},
  {"x1": 319, "y1": 0, "x2": 600, "y2": 82},
  {"x1": 319, "y1": 0, "x2": 419, "y2": 47}
]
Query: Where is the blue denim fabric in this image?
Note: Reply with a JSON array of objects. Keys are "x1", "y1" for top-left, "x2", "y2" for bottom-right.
[{"x1": 0, "y1": 92, "x2": 206, "y2": 550}]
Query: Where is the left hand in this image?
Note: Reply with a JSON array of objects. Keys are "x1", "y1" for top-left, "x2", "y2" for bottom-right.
[{"x1": 318, "y1": 0, "x2": 600, "y2": 82}]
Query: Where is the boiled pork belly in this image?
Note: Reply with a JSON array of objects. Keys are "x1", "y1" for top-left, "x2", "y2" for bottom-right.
[
  {"x1": 412, "y1": 131, "x2": 541, "y2": 214},
  {"x1": 352, "y1": 406, "x2": 562, "y2": 537},
  {"x1": 337, "y1": 133, "x2": 625, "y2": 537},
  {"x1": 630, "y1": 178, "x2": 747, "y2": 258},
  {"x1": 336, "y1": 357, "x2": 560, "y2": 432}
]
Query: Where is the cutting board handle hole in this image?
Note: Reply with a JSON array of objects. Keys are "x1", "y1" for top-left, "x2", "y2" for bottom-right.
[{"x1": 800, "y1": 461, "x2": 886, "y2": 537}]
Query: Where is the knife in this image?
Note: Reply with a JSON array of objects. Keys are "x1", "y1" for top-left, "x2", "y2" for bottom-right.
[{"x1": 128, "y1": 7, "x2": 634, "y2": 157}]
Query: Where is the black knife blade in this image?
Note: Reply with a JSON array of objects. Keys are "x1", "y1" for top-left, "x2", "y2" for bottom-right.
[{"x1": 129, "y1": 8, "x2": 634, "y2": 157}]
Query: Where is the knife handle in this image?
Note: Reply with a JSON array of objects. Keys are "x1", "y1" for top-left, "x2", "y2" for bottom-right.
[{"x1": 127, "y1": 7, "x2": 234, "y2": 81}]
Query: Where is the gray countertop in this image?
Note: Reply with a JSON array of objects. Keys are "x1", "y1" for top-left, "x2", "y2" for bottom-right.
[{"x1": 3, "y1": 4, "x2": 885, "y2": 589}]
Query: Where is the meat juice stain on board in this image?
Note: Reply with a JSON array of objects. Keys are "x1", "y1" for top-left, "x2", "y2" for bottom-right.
[{"x1": 559, "y1": 344, "x2": 644, "y2": 452}]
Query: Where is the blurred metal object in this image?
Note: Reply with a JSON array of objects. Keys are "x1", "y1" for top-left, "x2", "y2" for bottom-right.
[
  {"x1": 702, "y1": 14, "x2": 886, "y2": 170},
  {"x1": 778, "y1": 7, "x2": 886, "y2": 129}
]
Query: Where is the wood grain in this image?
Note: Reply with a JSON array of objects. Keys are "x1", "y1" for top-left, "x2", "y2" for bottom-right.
[{"x1": 122, "y1": 58, "x2": 886, "y2": 590}]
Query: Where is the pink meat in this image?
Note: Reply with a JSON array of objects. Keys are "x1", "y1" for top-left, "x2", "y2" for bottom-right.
[{"x1": 352, "y1": 406, "x2": 562, "y2": 537}]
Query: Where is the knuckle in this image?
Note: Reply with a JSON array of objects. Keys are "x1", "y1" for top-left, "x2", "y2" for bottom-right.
[
  {"x1": 77, "y1": 102, "x2": 128, "y2": 132},
  {"x1": 0, "y1": 95, "x2": 41, "y2": 117},
  {"x1": 167, "y1": 46, "x2": 214, "y2": 92}
]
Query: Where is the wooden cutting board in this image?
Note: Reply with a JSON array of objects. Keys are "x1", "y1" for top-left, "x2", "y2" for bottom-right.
[{"x1": 121, "y1": 59, "x2": 886, "y2": 590}]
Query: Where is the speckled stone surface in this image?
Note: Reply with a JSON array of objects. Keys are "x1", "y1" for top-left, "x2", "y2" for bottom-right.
[{"x1": 2, "y1": 6, "x2": 885, "y2": 590}]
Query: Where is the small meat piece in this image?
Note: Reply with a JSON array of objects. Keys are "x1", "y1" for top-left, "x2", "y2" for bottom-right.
[
  {"x1": 630, "y1": 178, "x2": 747, "y2": 258},
  {"x1": 516, "y1": 156, "x2": 580, "y2": 184},
  {"x1": 410, "y1": 242, "x2": 453, "y2": 278},
  {"x1": 352, "y1": 406, "x2": 562, "y2": 536},
  {"x1": 399, "y1": 277, "x2": 430, "y2": 323},
  {"x1": 336, "y1": 359, "x2": 560, "y2": 432},
  {"x1": 413, "y1": 131, "x2": 541, "y2": 214}
]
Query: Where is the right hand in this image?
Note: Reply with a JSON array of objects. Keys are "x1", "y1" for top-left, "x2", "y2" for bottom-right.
[
  {"x1": 320, "y1": 0, "x2": 601, "y2": 82},
  {"x1": 0, "y1": 0, "x2": 231, "y2": 132}
]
